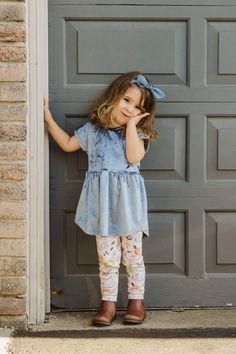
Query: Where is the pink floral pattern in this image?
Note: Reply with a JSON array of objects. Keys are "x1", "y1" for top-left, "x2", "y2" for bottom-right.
[{"x1": 96, "y1": 231, "x2": 145, "y2": 301}]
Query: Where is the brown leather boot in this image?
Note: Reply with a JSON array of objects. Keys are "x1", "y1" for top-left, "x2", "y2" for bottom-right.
[
  {"x1": 92, "y1": 300, "x2": 116, "y2": 326},
  {"x1": 123, "y1": 299, "x2": 146, "y2": 324}
]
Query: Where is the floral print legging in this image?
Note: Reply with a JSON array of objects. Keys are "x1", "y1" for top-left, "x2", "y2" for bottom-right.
[{"x1": 96, "y1": 231, "x2": 145, "y2": 301}]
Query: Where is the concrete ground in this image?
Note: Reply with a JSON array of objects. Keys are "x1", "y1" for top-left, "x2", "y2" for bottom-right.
[{"x1": 2, "y1": 308, "x2": 236, "y2": 353}]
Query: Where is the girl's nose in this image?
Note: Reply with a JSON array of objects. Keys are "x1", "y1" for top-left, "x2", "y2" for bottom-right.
[{"x1": 126, "y1": 104, "x2": 134, "y2": 113}]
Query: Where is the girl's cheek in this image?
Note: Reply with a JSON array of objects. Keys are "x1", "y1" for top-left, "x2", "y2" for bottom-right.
[{"x1": 134, "y1": 109, "x2": 142, "y2": 116}]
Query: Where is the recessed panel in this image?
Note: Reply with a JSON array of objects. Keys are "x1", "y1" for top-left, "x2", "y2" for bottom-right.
[
  {"x1": 148, "y1": 127, "x2": 176, "y2": 170},
  {"x1": 208, "y1": 22, "x2": 236, "y2": 85},
  {"x1": 207, "y1": 117, "x2": 236, "y2": 180},
  {"x1": 217, "y1": 223, "x2": 236, "y2": 264},
  {"x1": 66, "y1": 212, "x2": 98, "y2": 275},
  {"x1": 66, "y1": 116, "x2": 88, "y2": 181},
  {"x1": 66, "y1": 20, "x2": 187, "y2": 85},
  {"x1": 219, "y1": 32, "x2": 236, "y2": 74},
  {"x1": 218, "y1": 129, "x2": 236, "y2": 170},
  {"x1": 144, "y1": 212, "x2": 186, "y2": 274},
  {"x1": 142, "y1": 117, "x2": 187, "y2": 181},
  {"x1": 206, "y1": 212, "x2": 236, "y2": 273},
  {"x1": 78, "y1": 27, "x2": 175, "y2": 74}
]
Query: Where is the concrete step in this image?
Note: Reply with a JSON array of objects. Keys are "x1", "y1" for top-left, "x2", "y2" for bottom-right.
[{"x1": 18, "y1": 309, "x2": 236, "y2": 338}]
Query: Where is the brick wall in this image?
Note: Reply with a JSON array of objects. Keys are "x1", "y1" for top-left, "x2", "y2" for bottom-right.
[{"x1": 0, "y1": 0, "x2": 27, "y2": 328}]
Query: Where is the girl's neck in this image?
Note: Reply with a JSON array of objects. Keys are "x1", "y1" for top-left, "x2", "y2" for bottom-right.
[{"x1": 107, "y1": 124, "x2": 125, "y2": 129}]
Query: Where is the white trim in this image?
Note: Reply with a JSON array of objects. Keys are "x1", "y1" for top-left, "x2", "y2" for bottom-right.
[{"x1": 27, "y1": 0, "x2": 50, "y2": 324}]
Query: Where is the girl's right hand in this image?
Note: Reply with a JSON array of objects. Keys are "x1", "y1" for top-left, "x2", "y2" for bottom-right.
[{"x1": 43, "y1": 97, "x2": 53, "y2": 124}]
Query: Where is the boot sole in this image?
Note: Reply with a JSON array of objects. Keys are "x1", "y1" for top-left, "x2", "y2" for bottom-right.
[
  {"x1": 92, "y1": 315, "x2": 116, "y2": 326},
  {"x1": 92, "y1": 320, "x2": 112, "y2": 326},
  {"x1": 123, "y1": 319, "x2": 145, "y2": 324}
]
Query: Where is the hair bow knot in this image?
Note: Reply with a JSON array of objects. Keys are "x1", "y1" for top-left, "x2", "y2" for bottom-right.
[{"x1": 131, "y1": 74, "x2": 165, "y2": 100}]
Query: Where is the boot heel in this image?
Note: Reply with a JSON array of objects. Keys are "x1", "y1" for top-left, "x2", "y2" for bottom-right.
[
  {"x1": 92, "y1": 300, "x2": 116, "y2": 326},
  {"x1": 123, "y1": 299, "x2": 146, "y2": 325}
]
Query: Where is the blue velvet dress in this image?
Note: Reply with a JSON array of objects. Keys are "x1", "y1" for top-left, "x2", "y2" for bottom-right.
[{"x1": 74, "y1": 121, "x2": 149, "y2": 238}]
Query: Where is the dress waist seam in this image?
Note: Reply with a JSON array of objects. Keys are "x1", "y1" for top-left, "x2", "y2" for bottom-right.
[{"x1": 87, "y1": 169, "x2": 140, "y2": 175}]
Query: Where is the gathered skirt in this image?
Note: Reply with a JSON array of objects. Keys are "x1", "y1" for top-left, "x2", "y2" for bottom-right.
[{"x1": 75, "y1": 170, "x2": 149, "y2": 238}]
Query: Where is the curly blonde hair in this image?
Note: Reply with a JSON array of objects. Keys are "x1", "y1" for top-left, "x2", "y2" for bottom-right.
[{"x1": 90, "y1": 71, "x2": 159, "y2": 140}]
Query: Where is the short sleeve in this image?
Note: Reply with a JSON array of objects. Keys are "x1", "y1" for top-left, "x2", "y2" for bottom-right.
[
  {"x1": 74, "y1": 122, "x2": 90, "y2": 152},
  {"x1": 137, "y1": 130, "x2": 150, "y2": 153}
]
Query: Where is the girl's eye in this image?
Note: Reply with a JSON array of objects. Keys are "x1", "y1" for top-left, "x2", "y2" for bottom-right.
[
  {"x1": 136, "y1": 106, "x2": 145, "y2": 113},
  {"x1": 123, "y1": 98, "x2": 129, "y2": 102}
]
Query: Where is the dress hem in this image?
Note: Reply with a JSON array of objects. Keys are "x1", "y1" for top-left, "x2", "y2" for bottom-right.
[{"x1": 74, "y1": 220, "x2": 149, "y2": 238}]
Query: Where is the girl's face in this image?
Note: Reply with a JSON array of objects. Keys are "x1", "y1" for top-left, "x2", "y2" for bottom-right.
[{"x1": 112, "y1": 85, "x2": 145, "y2": 127}]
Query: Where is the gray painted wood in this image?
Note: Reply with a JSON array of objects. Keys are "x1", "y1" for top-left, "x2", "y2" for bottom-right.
[
  {"x1": 49, "y1": 2, "x2": 236, "y2": 309},
  {"x1": 50, "y1": 1, "x2": 236, "y2": 6}
]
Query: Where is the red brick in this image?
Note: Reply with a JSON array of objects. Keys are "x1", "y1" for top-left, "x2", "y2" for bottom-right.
[
  {"x1": 0, "y1": 125, "x2": 26, "y2": 141},
  {"x1": 0, "y1": 63, "x2": 26, "y2": 81},
  {"x1": 0, "y1": 103, "x2": 27, "y2": 121},
  {"x1": 0, "y1": 258, "x2": 26, "y2": 276},
  {"x1": 0, "y1": 182, "x2": 26, "y2": 200},
  {"x1": 0, "y1": 239, "x2": 26, "y2": 257},
  {"x1": 0, "y1": 45, "x2": 26, "y2": 62},
  {"x1": 0, "y1": 297, "x2": 25, "y2": 315},
  {"x1": 0, "y1": 3, "x2": 25, "y2": 22},
  {"x1": 0, "y1": 23, "x2": 25, "y2": 42},
  {"x1": 0, "y1": 142, "x2": 27, "y2": 160},
  {"x1": 0, "y1": 201, "x2": 26, "y2": 220},
  {"x1": 0, "y1": 83, "x2": 26, "y2": 101},
  {"x1": 0, "y1": 277, "x2": 26, "y2": 295},
  {"x1": 0, "y1": 315, "x2": 27, "y2": 329},
  {"x1": 0, "y1": 162, "x2": 27, "y2": 181},
  {"x1": 0, "y1": 219, "x2": 26, "y2": 238}
]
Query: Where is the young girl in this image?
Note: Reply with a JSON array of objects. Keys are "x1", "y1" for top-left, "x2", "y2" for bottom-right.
[{"x1": 44, "y1": 71, "x2": 165, "y2": 326}]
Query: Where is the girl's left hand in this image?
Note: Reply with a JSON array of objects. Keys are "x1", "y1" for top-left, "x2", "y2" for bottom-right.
[{"x1": 127, "y1": 112, "x2": 150, "y2": 127}]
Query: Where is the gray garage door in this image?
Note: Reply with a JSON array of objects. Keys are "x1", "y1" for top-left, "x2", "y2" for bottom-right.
[{"x1": 49, "y1": 0, "x2": 236, "y2": 309}]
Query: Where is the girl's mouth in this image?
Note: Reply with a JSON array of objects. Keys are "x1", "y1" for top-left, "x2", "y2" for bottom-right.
[{"x1": 121, "y1": 112, "x2": 130, "y2": 118}]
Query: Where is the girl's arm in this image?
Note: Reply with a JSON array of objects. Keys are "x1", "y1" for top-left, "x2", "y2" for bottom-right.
[
  {"x1": 44, "y1": 97, "x2": 81, "y2": 152},
  {"x1": 125, "y1": 113, "x2": 149, "y2": 164}
]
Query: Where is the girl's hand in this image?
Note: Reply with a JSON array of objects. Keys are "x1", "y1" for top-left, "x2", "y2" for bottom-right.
[
  {"x1": 43, "y1": 97, "x2": 53, "y2": 124},
  {"x1": 127, "y1": 112, "x2": 150, "y2": 127},
  {"x1": 125, "y1": 112, "x2": 150, "y2": 164}
]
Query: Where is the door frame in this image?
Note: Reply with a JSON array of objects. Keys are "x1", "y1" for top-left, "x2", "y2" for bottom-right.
[{"x1": 27, "y1": 0, "x2": 50, "y2": 324}]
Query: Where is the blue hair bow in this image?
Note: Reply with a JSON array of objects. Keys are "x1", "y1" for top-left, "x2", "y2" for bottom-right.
[{"x1": 131, "y1": 74, "x2": 165, "y2": 100}]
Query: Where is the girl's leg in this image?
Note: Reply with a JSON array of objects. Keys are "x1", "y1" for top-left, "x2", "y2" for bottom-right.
[
  {"x1": 95, "y1": 235, "x2": 121, "y2": 301},
  {"x1": 121, "y1": 231, "x2": 146, "y2": 324},
  {"x1": 92, "y1": 235, "x2": 121, "y2": 326},
  {"x1": 121, "y1": 231, "x2": 145, "y2": 299}
]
